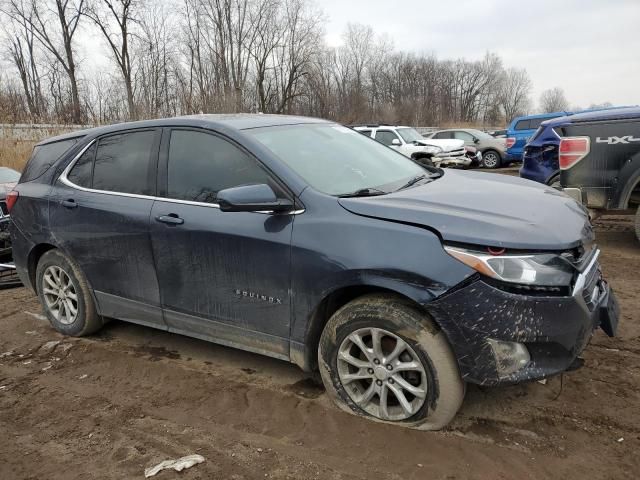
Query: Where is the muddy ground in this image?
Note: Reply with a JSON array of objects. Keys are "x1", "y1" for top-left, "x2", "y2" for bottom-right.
[{"x1": 1, "y1": 175, "x2": 639, "y2": 479}]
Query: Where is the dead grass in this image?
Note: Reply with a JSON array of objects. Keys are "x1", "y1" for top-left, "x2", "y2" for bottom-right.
[{"x1": 0, "y1": 138, "x2": 36, "y2": 172}]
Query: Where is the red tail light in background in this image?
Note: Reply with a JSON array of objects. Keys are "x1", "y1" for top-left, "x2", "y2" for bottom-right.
[
  {"x1": 6, "y1": 190, "x2": 19, "y2": 213},
  {"x1": 505, "y1": 137, "x2": 516, "y2": 149},
  {"x1": 559, "y1": 137, "x2": 590, "y2": 170}
]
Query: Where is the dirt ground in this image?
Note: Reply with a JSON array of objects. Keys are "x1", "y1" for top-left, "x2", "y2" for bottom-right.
[{"x1": 1, "y1": 178, "x2": 639, "y2": 479}]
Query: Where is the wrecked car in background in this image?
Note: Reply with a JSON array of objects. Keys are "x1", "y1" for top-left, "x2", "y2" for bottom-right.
[
  {"x1": 9, "y1": 114, "x2": 620, "y2": 430},
  {"x1": 353, "y1": 125, "x2": 471, "y2": 168},
  {"x1": 0, "y1": 167, "x2": 21, "y2": 286}
]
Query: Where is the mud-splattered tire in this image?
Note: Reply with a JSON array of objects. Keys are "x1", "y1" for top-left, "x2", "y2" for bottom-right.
[
  {"x1": 318, "y1": 294, "x2": 465, "y2": 430},
  {"x1": 36, "y1": 249, "x2": 103, "y2": 336},
  {"x1": 635, "y1": 205, "x2": 640, "y2": 243}
]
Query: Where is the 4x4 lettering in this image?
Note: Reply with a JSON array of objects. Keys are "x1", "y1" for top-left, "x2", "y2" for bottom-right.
[{"x1": 596, "y1": 136, "x2": 640, "y2": 145}]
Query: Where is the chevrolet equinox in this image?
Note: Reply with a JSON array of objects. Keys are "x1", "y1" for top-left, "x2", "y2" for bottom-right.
[{"x1": 9, "y1": 114, "x2": 619, "y2": 429}]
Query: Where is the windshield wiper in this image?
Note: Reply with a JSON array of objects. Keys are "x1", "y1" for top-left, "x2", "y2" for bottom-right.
[
  {"x1": 396, "y1": 174, "x2": 428, "y2": 191},
  {"x1": 338, "y1": 187, "x2": 388, "y2": 198}
]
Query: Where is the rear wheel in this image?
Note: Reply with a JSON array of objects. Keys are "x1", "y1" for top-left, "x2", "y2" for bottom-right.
[
  {"x1": 482, "y1": 150, "x2": 501, "y2": 169},
  {"x1": 318, "y1": 294, "x2": 465, "y2": 430},
  {"x1": 36, "y1": 249, "x2": 103, "y2": 336},
  {"x1": 635, "y1": 205, "x2": 640, "y2": 243}
]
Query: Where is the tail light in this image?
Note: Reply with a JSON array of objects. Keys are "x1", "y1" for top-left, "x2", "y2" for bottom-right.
[
  {"x1": 6, "y1": 190, "x2": 18, "y2": 213},
  {"x1": 559, "y1": 137, "x2": 590, "y2": 170},
  {"x1": 505, "y1": 137, "x2": 516, "y2": 149}
]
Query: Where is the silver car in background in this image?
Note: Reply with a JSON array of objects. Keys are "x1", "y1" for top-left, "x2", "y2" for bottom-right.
[{"x1": 426, "y1": 128, "x2": 508, "y2": 169}]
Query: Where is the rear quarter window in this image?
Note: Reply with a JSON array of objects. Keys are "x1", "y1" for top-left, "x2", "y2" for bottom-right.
[
  {"x1": 514, "y1": 120, "x2": 530, "y2": 131},
  {"x1": 20, "y1": 137, "x2": 81, "y2": 183}
]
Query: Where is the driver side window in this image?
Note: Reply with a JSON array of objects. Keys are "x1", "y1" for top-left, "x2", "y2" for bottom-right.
[
  {"x1": 374, "y1": 130, "x2": 400, "y2": 147},
  {"x1": 167, "y1": 129, "x2": 274, "y2": 204}
]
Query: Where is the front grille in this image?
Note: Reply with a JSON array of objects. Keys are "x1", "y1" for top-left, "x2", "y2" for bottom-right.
[
  {"x1": 437, "y1": 148, "x2": 466, "y2": 158},
  {"x1": 0, "y1": 201, "x2": 7, "y2": 216}
]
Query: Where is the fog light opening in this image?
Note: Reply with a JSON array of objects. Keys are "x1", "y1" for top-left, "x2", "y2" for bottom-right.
[{"x1": 487, "y1": 339, "x2": 531, "y2": 377}]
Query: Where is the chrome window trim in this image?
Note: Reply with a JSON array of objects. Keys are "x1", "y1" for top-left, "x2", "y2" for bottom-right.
[
  {"x1": 572, "y1": 249, "x2": 600, "y2": 298},
  {"x1": 59, "y1": 139, "x2": 305, "y2": 214}
]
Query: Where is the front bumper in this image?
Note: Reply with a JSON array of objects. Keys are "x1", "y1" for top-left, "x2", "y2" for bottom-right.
[
  {"x1": 426, "y1": 252, "x2": 619, "y2": 386},
  {"x1": 434, "y1": 155, "x2": 472, "y2": 168}
]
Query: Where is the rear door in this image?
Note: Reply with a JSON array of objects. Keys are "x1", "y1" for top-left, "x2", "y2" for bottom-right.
[
  {"x1": 149, "y1": 128, "x2": 294, "y2": 358},
  {"x1": 51, "y1": 129, "x2": 164, "y2": 328}
]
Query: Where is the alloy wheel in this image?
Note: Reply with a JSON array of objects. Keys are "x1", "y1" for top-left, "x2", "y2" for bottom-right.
[
  {"x1": 336, "y1": 327, "x2": 428, "y2": 421},
  {"x1": 483, "y1": 152, "x2": 499, "y2": 168},
  {"x1": 42, "y1": 265, "x2": 79, "y2": 325}
]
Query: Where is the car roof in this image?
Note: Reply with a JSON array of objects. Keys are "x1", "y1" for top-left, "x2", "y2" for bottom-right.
[
  {"x1": 542, "y1": 106, "x2": 640, "y2": 127},
  {"x1": 36, "y1": 114, "x2": 332, "y2": 146},
  {"x1": 511, "y1": 112, "x2": 570, "y2": 123}
]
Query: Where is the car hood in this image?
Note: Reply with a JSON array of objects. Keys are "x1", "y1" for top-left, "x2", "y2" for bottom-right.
[
  {"x1": 338, "y1": 170, "x2": 593, "y2": 250},
  {"x1": 0, "y1": 182, "x2": 17, "y2": 198},
  {"x1": 415, "y1": 138, "x2": 464, "y2": 152}
]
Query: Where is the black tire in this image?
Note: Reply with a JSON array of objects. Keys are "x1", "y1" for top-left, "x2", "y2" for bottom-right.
[
  {"x1": 482, "y1": 150, "x2": 502, "y2": 169},
  {"x1": 635, "y1": 205, "x2": 640, "y2": 243},
  {"x1": 412, "y1": 155, "x2": 434, "y2": 168},
  {"x1": 547, "y1": 174, "x2": 561, "y2": 190},
  {"x1": 318, "y1": 294, "x2": 464, "y2": 430},
  {"x1": 36, "y1": 249, "x2": 103, "y2": 336}
]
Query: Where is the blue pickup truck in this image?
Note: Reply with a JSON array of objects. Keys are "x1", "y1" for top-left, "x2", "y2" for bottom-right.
[{"x1": 505, "y1": 112, "x2": 569, "y2": 162}]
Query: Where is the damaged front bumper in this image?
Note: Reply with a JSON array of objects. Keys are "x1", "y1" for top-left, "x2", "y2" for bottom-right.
[{"x1": 426, "y1": 251, "x2": 619, "y2": 386}]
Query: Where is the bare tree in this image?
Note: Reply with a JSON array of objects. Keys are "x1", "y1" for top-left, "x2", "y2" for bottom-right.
[
  {"x1": 85, "y1": 0, "x2": 139, "y2": 120},
  {"x1": 2, "y1": 6, "x2": 46, "y2": 119},
  {"x1": 3, "y1": 0, "x2": 85, "y2": 123},
  {"x1": 499, "y1": 67, "x2": 531, "y2": 123},
  {"x1": 539, "y1": 87, "x2": 569, "y2": 113}
]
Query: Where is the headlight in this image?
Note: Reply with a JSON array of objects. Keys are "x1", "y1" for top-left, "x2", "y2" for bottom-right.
[
  {"x1": 444, "y1": 246, "x2": 574, "y2": 286},
  {"x1": 423, "y1": 145, "x2": 442, "y2": 155}
]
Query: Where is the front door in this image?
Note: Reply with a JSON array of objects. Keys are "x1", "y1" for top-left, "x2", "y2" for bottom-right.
[
  {"x1": 50, "y1": 129, "x2": 164, "y2": 328},
  {"x1": 149, "y1": 128, "x2": 294, "y2": 359}
]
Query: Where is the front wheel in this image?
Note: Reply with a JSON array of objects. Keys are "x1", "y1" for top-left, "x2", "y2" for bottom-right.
[
  {"x1": 482, "y1": 150, "x2": 502, "y2": 169},
  {"x1": 318, "y1": 294, "x2": 465, "y2": 430}
]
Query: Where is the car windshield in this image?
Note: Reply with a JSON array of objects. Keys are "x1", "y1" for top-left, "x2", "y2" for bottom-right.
[
  {"x1": 246, "y1": 124, "x2": 430, "y2": 196},
  {"x1": 396, "y1": 128, "x2": 424, "y2": 143},
  {"x1": 0, "y1": 167, "x2": 20, "y2": 183},
  {"x1": 469, "y1": 130, "x2": 495, "y2": 141}
]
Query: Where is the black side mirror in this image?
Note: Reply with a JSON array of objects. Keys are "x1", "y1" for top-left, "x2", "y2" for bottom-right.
[
  {"x1": 473, "y1": 137, "x2": 480, "y2": 144},
  {"x1": 217, "y1": 184, "x2": 293, "y2": 213}
]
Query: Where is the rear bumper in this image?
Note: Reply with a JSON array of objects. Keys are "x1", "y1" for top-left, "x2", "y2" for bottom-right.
[{"x1": 426, "y1": 253, "x2": 618, "y2": 386}]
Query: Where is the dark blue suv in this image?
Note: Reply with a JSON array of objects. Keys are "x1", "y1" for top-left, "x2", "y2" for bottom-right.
[
  {"x1": 8, "y1": 114, "x2": 619, "y2": 430},
  {"x1": 505, "y1": 112, "x2": 569, "y2": 162}
]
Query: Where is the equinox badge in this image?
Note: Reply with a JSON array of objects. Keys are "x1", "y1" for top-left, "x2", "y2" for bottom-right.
[{"x1": 234, "y1": 289, "x2": 283, "y2": 304}]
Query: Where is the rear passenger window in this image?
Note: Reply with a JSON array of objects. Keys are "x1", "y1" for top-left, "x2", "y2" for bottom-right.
[
  {"x1": 92, "y1": 131, "x2": 155, "y2": 195},
  {"x1": 514, "y1": 120, "x2": 530, "y2": 130},
  {"x1": 21, "y1": 138, "x2": 80, "y2": 183},
  {"x1": 167, "y1": 130, "x2": 272, "y2": 204},
  {"x1": 433, "y1": 131, "x2": 453, "y2": 139},
  {"x1": 528, "y1": 119, "x2": 544, "y2": 129},
  {"x1": 67, "y1": 143, "x2": 96, "y2": 188}
]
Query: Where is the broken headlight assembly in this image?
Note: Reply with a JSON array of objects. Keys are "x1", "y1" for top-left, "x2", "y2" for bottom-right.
[
  {"x1": 422, "y1": 145, "x2": 442, "y2": 156},
  {"x1": 444, "y1": 246, "x2": 574, "y2": 289}
]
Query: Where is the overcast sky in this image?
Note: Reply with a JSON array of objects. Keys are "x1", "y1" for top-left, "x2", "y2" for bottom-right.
[{"x1": 317, "y1": 0, "x2": 640, "y2": 110}]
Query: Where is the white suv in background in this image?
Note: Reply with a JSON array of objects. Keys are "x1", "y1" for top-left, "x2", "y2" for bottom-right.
[{"x1": 353, "y1": 125, "x2": 472, "y2": 168}]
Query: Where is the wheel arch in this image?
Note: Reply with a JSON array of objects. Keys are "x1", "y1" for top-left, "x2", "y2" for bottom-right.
[
  {"x1": 292, "y1": 283, "x2": 446, "y2": 373},
  {"x1": 27, "y1": 243, "x2": 58, "y2": 293},
  {"x1": 619, "y1": 172, "x2": 640, "y2": 209}
]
